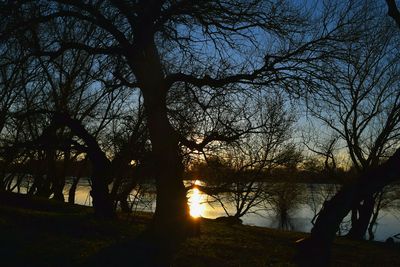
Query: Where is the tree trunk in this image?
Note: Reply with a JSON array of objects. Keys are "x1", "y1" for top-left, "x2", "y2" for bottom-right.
[
  {"x1": 36, "y1": 150, "x2": 53, "y2": 198},
  {"x1": 68, "y1": 176, "x2": 80, "y2": 204},
  {"x1": 52, "y1": 171, "x2": 66, "y2": 202},
  {"x1": 142, "y1": 87, "x2": 191, "y2": 238},
  {"x1": 296, "y1": 148, "x2": 400, "y2": 266},
  {"x1": 52, "y1": 148, "x2": 70, "y2": 202},
  {"x1": 68, "y1": 157, "x2": 86, "y2": 204},
  {"x1": 39, "y1": 129, "x2": 57, "y2": 198},
  {"x1": 128, "y1": 14, "x2": 192, "y2": 240},
  {"x1": 53, "y1": 114, "x2": 115, "y2": 218},
  {"x1": 346, "y1": 194, "x2": 375, "y2": 239},
  {"x1": 139, "y1": 76, "x2": 191, "y2": 267},
  {"x1": 90, "y1": 170, "x2": 114, "y2": 218},
  {"x1": 367, "y1": 191, "x2": 384, "y2": 240},
  {"x1": 117, "y1": 178, "x2": 138, "y2": 213}
]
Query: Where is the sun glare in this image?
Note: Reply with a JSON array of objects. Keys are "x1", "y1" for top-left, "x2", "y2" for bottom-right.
[{"x1": 188, "y1": 183, "x2": 205, "y2": 218}]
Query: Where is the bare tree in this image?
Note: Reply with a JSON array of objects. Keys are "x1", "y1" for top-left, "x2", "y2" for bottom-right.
[
  {"x1": 0, "y1": 39, "x2": 40, "y2": 191},
  {"x1": 297, "y1": 147, "x2": 400, "y2": 266},
  {"x1": 305, "y1": 14, "x2": 400, "y2": 239},
  {"x1": 193, "y1": 92, "x2": 302, "y2": 220}
]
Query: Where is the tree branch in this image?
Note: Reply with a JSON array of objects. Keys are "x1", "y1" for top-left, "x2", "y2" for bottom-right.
[
  {"x1": 179, "y1": 131, "x2": 240, "y2": 151},
  {"x1": 386, "y1": 0, "x2": 400, "y2": 28},
  {"x1": 165, "y1": 64, "x2": 270, "y2": 88}
]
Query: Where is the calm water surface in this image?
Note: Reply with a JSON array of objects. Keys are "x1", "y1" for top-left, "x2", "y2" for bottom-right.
[{"x1": 13, "y1": 178, "x2": 400, "y2": 241}]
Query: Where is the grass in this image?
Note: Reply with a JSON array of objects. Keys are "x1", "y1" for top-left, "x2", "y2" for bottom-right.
[{"x1": 0, "y1": 192, "x2": 399, "y2": 266}]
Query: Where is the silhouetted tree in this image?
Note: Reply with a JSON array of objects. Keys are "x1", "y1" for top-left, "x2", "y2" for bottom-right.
[
  {"x1": 0, "y1": 38, "x2": 36, "y2": 190},
  {"x1": 305, "y1": 12, "x2": 400, "y2": 239},
  {"x1": 204, "y1": 92, "x2": 301, "y2": 220},
  {"x1": 297, "y1": 147, "x2": 400, "y2": 266}
]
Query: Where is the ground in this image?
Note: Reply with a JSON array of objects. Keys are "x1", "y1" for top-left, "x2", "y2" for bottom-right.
[{"x1": 0, "y1": 192, "x2": 398, "y2": 267}]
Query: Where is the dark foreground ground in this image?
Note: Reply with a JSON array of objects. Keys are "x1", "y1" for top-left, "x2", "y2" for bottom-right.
[{"x1": 0, "y1": 192, "x2": 399, "y2": 267}]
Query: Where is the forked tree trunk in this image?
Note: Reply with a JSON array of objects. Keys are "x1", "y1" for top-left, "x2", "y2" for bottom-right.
[
  {"x1": 53, "y1": 114, "x2": 115, "y2": 218},
  {"x1": 296, "y1": 148, "x2": 400, "y2": 266},
  {"x1": 346, "y1": 194, "x2": 375, "y2": 239}
]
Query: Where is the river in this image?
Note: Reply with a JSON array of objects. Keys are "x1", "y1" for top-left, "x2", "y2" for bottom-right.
[{"x1": 12, "y1": 178, "x2": 400, "y2": 241}]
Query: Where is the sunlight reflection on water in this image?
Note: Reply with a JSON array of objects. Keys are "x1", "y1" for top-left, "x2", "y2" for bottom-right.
[
  {"x1": 186, "y1": 180, "x2": 206, "y2": 218},
  {"x1": 188, "y1": 187, "x2": 206, "y2": 218},
  {"x1": 13, "y1": 177, "x2": 400, "y2": 241},
  {"x1": 70, "y1": 180, "x2": 400, "y2": 241}
]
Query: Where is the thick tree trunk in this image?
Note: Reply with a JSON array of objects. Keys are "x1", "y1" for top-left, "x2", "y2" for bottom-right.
[
  {"x1": 296, "y1": 148, "x2": 400, "y2": 266},
  {"x1": 90, "y1": 171, "x2": 114, "y2": 218},
  {"x1": 35, "y1": 174, "x2": 52, "y2": 198},
  {"x1": 38, "y1": 130, "x2": 57, "y2": 198},
  {"x1": 142, "y1": 88, "x2": 191, "y2": 238},
  {"x1": 128, "y1": 11, "x2": 192, "y2": 240},
  {"x1": 137, "y1": 74, "x2": 191, "y2": 266}
]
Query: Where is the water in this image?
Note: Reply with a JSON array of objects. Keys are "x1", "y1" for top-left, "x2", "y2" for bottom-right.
[{"x1": 11, "y1": 177, "x2": 400, "y2": 241}]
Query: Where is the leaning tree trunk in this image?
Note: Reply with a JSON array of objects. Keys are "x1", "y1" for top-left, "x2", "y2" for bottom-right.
[
  {"x1": 296, "y1": 148, "x2": 400, "y2": 266},
  {"x1": 367, "y1": 191, "x2": 384, "y2": 240},
  {"x1": 53, "y1": 114, "x2": 115, "y2": 218}
]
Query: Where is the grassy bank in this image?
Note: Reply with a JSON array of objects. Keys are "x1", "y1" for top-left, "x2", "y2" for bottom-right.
[{"x1": 0, "y1": 192, "x2": 398, "y2": 266}]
